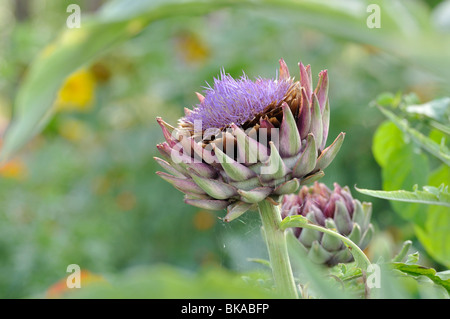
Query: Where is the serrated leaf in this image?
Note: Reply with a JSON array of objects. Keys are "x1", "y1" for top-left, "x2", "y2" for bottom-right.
[
  {"x1": 391, "y1": 240, "x2": 413, "y2": 263},
  {"x1": 330, "y1": 263, "x2": 363, "y2": 282},
  {"x1": 280, "y1": 215, "x2": 309, "y2": 231},
  {"x1": 405, "y1": 252, "x2": 420, "y2": 265},
  {"x1": 378, "y1": 106, "x2": 450, "y2": 166},
  {"x1": 355, "y1": 185, "x2": 450, "y2": 208},
  {"x1": 391, "y1": 262, "x2": 450, "y2": 294},
  {"x1": 405, "y1": 97, "x2": 450, "y2": 126},
  {"x1": 415, "y1": 165, "x2": 450, "y2": 268}
]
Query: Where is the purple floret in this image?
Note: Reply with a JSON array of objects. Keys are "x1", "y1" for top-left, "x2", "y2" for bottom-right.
[{"x1": 183, "y1": 69, "x2": 291, "y2": 129}]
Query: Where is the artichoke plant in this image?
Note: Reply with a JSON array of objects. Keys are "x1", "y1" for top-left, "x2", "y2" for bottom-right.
[
  {"x1": 281, "y1": 182, "x2": 374, "y2": 266},
  {"x1": 155, "y1": 59, "x2": 345, "y2": 221}
]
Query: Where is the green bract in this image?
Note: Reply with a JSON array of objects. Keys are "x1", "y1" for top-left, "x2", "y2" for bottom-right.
[
  {"x1": 155, "y1": 59, "x2": 345, "y2": 221},
  {"x1": 282, "y1": 182, "x2": 374, "y2": 266}
]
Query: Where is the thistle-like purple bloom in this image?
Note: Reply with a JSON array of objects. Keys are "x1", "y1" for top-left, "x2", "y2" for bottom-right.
[
  {"x1": 155, "y1": 59, "x2": 346, "y2": 221},
  {"x1": 183, "y1": 70, "x2": 292, "y2": 129}
]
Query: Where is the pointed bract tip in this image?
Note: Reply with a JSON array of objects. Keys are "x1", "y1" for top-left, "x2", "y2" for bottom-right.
[
  {"x1": 195, "y1": 92, "x2": 205, "y2": 103},
  {"x1": 156, "y1": 117, "x2": 175, "y2": 132},
  {"x1": 279, "y1": 58, "x2": 290, "y2": 80},
  {"x1": 298, "y1": 61, "x2": 311, "y2": 70}
]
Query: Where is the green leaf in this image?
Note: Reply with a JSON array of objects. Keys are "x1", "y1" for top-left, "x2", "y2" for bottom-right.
[
  {"x1": 436, "y1": 270, "x2": 450, "y2": 281},
  {"x1": 331, "y1": 263, "x2": 363, "y2": 282},
  {"x1": 4, "y1": 0, "x2": 450, "y2": 161},
  {"x1": 372, "y1": 121, "x2": 405, "y2": 168},
  {"x1": 355, "y1": 184, "x2": 450, "y2": 208},
  {"x1": 286, "y1": 232, "x2": 352, "y2": 299},
  {"x1": 415, "y1": 165, "x2": 450, "y2": 268},
  {"x1": 0, "y1": 0, "x2": 242, "y2": 161},
  {"x1": 406, "y1": 252, "x2": 420, "y2": 265},
  {"x1": 279, "y1": 215, "x2": 309, "y2": 230},
  {"x1": 382, "y1": 142, "x2": 429, "y2": 226},
  {"x1": 405, "y1": 97, "x2": 450, "y2": 127},
  {"x1": 429, "y1": 120, "x2": 450, "y2": 136},
  {"x1": 391, "y1": 240, "x2": 413, "y2": 263},
  {"x1": 373, "y1": 96, "x2": 450, "y2": 267},
  {"x1": 373, "y1": 92, "x2": 402, "y2": 108},
  {"x1": 247, "y1": 258, "x2": 271, "y2": 269},
  {"x1": 63, "y1": 264, "x2": 280, "y2": 299},
  {"x1": 378, "y1": 106, "x2": 450, "y2": 166},
  {"x1": 391, "y1": 262, "x2": 450, "y2": 294}
]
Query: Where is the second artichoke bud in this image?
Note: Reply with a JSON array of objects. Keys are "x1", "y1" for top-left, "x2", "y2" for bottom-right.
[{"x1": 281, "y1": 182, "x2": 374, "y2": 266}]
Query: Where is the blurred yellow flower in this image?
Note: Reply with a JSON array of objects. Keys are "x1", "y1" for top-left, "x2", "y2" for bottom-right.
[
  {"x1": 55, "y1": 68, "x2": 96, "y2": 112},
  {"x1": 0, "y1": 126, "x2": 27, "y2": 179},
  {"x1": 46, "y1": 270, "x2": 106, "y2": 299},
  {"x1": 193, "y1": 210, "x2": 216, "y2": 231},
  {"x1": 0, "y1": 159, "x2": 27, "y2": 180},
  {"x1": 116, "y1": 191, "x2": 137, "y2": 211},
  {"x1": 58, "y1": 118, "x2": 90, "y2": 142},
  {"x1": 175, "y1": 32, "x2": 210, "y2": 65}
]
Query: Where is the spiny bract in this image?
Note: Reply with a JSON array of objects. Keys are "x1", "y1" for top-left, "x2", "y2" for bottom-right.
[
  {"x1": 282, "y1": 182, "x2": 374, "y2": 266},
  {"x1": 155, "y1": 59, "x2": 345, "y2": 221}
]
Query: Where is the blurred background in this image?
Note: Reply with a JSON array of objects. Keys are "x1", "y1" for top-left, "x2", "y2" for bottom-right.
[{"x1": 0, "y1": 0, "x2": 448, "y2": 298}]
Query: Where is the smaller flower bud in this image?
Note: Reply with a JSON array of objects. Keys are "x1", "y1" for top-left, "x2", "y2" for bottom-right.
[{"x1": 281, "y1": 182, "x2": 374, "y2": 266}]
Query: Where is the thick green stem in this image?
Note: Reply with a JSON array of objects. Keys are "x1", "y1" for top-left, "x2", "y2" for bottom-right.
[{"x1": 258, "y1": 199, "x2": 298, "y2": 299}]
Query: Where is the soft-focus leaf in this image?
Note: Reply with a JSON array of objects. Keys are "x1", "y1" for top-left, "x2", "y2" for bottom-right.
[
  {"x1": 355, "y1": 184, "x2": 450, "y2": 207},
  {"x1": 64, "y1": 265, "x2": 279, "y2": 299},
  {"x1": 391, "y1": 262, "x2": 450, "y2": 294},
  {"x1": 406, "y1": 252, "x2": 420, "y2": 265},
  {"x1": 372, "y1": 121, "x2": 405, "y2": 168},
  {"x1": 391, "y1": 240, "x2": 413, "y2": 263},
  {"x1": 372, "y1": 95, "x2": 450, "y2": 267},
  {"x1": 365, "y1": 263, "x2": 413, "y2": 299},
  {"x1": 415, "y1": 165, "x2": 450, "y2": 268},
  {"x1": 378, "y1": 106, "x2": 450, "y2": 166},
  {"x1": 247, "y1": 258, "x2": 271, "y2": 269},
  {"x1": 382, "y1": 142, "x2": 429, "y2": 226},
  {"x1": 0, "y1": 0, "x2": 240, "y2": 161},
  {"x1": 405, "y1": 97, "x2": 450, "y2": 126},
  {"x1": 4, "y1": 0, "x2": 450, "y2": 161},
  {"x1": 286, "y1": 232, "x2": 353, "y2": 299},
  {"x1": 280, "y1": 215, "x2": 309, "y2": 230}
]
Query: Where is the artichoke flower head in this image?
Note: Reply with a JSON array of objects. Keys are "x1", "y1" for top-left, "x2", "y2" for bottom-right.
[{"x1": 155, "y1": 59, "x2": 345, "y2": 222}]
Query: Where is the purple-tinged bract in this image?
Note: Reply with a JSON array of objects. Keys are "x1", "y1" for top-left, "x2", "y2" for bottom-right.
[
  {"x1": 155, "y1": 59, "x2": 346, "y2": 222},
  {"x1": 282, "y1": 182, "x2": 374, "y2": 266}
]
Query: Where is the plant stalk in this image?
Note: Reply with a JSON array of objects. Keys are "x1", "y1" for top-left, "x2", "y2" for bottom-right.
[{"x1": 258, "y1": 199, "x2": 298, "y2": 299}]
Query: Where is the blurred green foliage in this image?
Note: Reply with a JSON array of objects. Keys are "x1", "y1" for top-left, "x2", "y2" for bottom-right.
[
  {"x1": 0, "y1": 0, "x2": 449, "y2": 298},
  {"x1": 370, "y1": 93, "x2": 450, "y2": 268}
]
